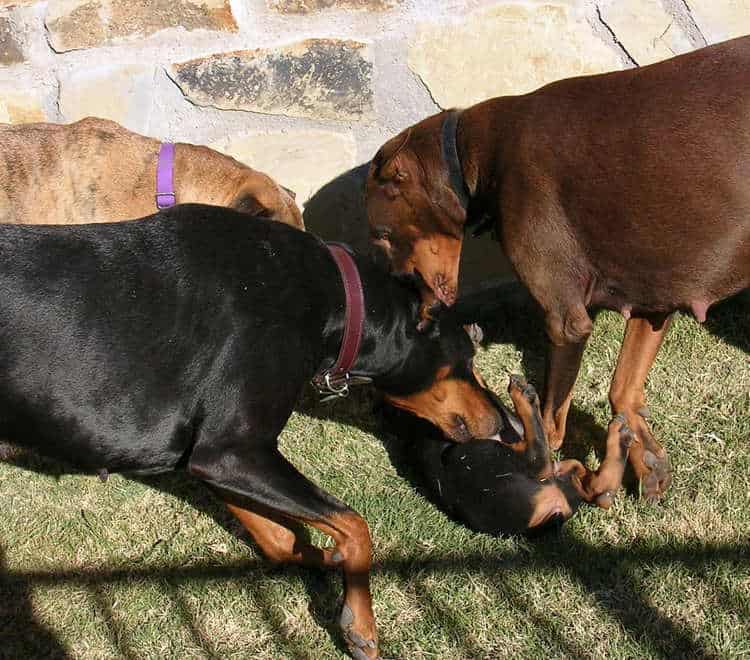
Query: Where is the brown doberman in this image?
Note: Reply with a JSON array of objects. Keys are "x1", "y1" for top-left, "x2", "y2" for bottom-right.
[{"x1": 366, "y1": 36, "x2": 750, "y2": 503}]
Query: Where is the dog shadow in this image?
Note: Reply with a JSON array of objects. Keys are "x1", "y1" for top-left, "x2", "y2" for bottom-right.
[
  {"x1": 704, "y1": 289, "x2": 750, "y2": 354},
  {"x1": 303, "y1": 163, "x2": 371, "y2": 252}
]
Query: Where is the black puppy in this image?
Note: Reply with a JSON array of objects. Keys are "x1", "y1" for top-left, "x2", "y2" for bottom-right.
[
  {"x1": 385, "y1": 376, "x2": 636, "y2": 536},
  {"x1": 0, "y1": 204, "x2": 504, "y2": 660}
]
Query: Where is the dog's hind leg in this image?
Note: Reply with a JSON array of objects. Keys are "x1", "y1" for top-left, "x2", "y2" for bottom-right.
[
  {"x1": 609, "y1": 315, "x2": 672, "y2": 500},
  {"x1": 191, "y1": 446, "x2": 380, "y2": 660}
]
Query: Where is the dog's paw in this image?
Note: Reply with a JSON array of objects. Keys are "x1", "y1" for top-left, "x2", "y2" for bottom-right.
[
  {"x1": 508, "y1": 374, "x2": 539, "y2": 406},
  {"x1": 340, "y1": 604, "x2": 380, "y2": 660},
  {"x1": 621, "y1": 411, "x2": 672, "y2": 501}
]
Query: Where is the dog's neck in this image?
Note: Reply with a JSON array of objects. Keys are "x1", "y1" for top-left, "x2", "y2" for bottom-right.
[
  {"x1": 441, "y1": 111, "x2": 471, "y2": 212},
  {"x1": 453, "y1": 100, "x2": 512, "y2": 236},
  {"x1": 320, "y1": 258, "x2": 432, "y2": 393},
  {"x1": 169, "y1": 145, "x2": 248, "y2": 207}
]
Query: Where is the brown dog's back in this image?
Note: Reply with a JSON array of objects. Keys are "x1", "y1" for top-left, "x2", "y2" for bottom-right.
[
  {"x1": 0, "y1": 118, "x2": 303, "y2": 228},
  {"x1": 483, "y1": 36, "x2": 750, "y2": 316}
]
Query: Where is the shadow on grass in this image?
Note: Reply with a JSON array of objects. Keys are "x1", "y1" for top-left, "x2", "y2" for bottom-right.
[
  {"x1": 0, "y1": 546, "x2": 69, "y2": 659},
  {"x1": 704, "y1": 289, "x2": 750, "y2": 354},
  {"x1": 0, "y1": 445, "x2": 353, "y2": 659},
  {"x1": 2, "y1": 538, "x2": 747, "y2": 658}
]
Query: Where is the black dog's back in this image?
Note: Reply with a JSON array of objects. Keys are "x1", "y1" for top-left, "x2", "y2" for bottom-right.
[
  {"x1": 0, "y1": 205, "x2": 337, "y2": 473},
  {"x1": 390, "y1": 410, "x2": 540, "y2": 535}
]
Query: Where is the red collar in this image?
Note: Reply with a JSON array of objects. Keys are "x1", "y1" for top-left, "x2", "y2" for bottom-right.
[{"x1": 312, "y1": 243, "x2": 368, "y2": 401}]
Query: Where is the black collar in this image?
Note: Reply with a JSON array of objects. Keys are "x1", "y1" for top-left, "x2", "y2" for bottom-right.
[
  {"x1": 443, "y1": 110, "x2": 496, "y2": 238},
  {"x1": 441, "y1": 110, "x2": 470, "y2": 211}
]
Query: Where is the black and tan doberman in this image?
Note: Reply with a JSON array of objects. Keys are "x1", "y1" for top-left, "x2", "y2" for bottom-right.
[
  {"x1": 386, "y1": 375, "x2": 635, "y2": 536},
  {"x1": 0, "y1": 204, "x2": 507, "y2": 659}
]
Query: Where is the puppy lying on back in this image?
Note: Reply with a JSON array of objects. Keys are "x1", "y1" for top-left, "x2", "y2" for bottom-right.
[
  {"x1": 385, "y1": 376, "x2": 635, "y2": 536},
  {"x1": 0, "y1": 117, "x2": 302, "y2": 228}
]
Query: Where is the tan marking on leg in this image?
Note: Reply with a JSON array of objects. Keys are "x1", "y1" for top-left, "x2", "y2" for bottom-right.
[
  {"x1": 224, "y1": 503, "x2": 339, "y2": 568},
  {"x1": 309, "y1": 511, "x2": 378, "y2": 660},
  {"x1": 579, "y1": 416, "x2": 634, "y2": 509},
  {"x1": 542, "y1": 339, "x2": 587, "y2": 450}
]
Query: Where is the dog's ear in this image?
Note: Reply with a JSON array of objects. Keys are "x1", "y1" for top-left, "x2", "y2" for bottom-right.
[{"x1": 373, "y1": 129, "x2": 412, "y2": 183}]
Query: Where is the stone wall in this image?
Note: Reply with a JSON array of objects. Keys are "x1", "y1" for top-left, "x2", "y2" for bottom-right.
[{"x1": 0, "y1": 0, "x2": 747, "y2": 289}]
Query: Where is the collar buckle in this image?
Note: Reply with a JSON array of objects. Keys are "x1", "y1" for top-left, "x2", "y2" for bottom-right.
[{"x1": 315, "y1": 371, "x2": 350, "y2": 403}]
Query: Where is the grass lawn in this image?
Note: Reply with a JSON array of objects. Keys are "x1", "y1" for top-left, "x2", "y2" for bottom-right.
[{"x1": 1, "y1": 288, "x2": 748, "y2": 659}]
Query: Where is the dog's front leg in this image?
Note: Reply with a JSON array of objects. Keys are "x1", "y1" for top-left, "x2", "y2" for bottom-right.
[
  {"x1": 223, "y1": 501, "x2": 343, "y2": 568},
  {"x1": 608, "y1": 315, "x2": 672, "y2": 500},
  {"x1": 542, "y1": 338, "x2": 588, "y2": 451},
  {"x1": 507, "y1": 375, "x2": 555, "y2": 478}
]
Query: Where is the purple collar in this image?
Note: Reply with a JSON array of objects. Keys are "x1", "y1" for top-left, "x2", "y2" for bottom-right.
[
  {"x1": 156, "y1": 142, "x2": 176, "y2": 209},
  {"x1": 312, "y1": 243, "x2": 369, "y2": 401}
]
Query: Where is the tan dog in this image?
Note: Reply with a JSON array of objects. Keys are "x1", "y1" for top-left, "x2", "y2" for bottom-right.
[{"x1": 0, "y1": 117, "x2": 303, "y2": 228}]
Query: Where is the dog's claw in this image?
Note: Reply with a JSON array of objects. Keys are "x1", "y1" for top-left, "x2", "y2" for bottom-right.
[
  {"x1": 508, "y1": 374, "x2": 539, "y2": 406},
  {"x1": 643, "y1": 450, "x2": 659, "y2": 468},
  {"x1": 637, "y1": 448, "x2": 671, "y2": 500},
  {"x1": 340, "y1": 604, "x2": 380, "y2": 659},
  {"x1": 340, "y1": 604, "x2": 354, "y2": 627},
  {"x1": 509, "y1": 374, "x2": 527, "y2": 390},
  {"x1": 595, "y1": 491, "x2": 614, "y2": 510},
  {"x1": 619, "y1": 426, "x2": 635, "y2": 449}
]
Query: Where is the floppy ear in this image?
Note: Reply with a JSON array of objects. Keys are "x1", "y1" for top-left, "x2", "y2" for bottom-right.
[
  {"x1": 231, "y1": 192, "x2": 274, "y2": 218},
  {"x1": 373, "y1": 129, "x2": 412, "y2": 182}
]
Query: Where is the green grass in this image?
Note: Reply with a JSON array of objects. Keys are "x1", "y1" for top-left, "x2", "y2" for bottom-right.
[{"x1": 1, "y1": 291, "x2": 748, "y2": 659}]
